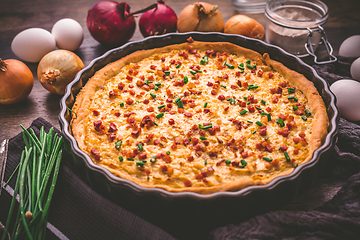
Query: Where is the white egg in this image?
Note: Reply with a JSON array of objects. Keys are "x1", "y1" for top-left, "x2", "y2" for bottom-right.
[
  {"x1": 351, "y1": 57, "x2": 360, "y2": 81},
  {"x1": 330, "y1": 79, "x2": 360, "y2": 121},
  {"x1": 339, "y1": 35, "x2": 360, "y2": 58},
  {"x1": 11, "y1": 28, "x2": 56, "y2": 63},
  {"x1": 52, "y1": 18, "x2": 84, "y2": 51}
]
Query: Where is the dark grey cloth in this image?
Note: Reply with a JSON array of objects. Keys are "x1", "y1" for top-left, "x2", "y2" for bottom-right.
[
  {"x1": 0, "y1": 118, "x2": 175, "y2": 240},
  {"x1": 209, "y1": 58, "x2": 360, "y2": 240}
]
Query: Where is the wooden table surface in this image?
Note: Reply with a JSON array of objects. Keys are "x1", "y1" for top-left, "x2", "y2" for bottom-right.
[{"x1": 1, "y1": 0, "x2": 360, "y2": 235}]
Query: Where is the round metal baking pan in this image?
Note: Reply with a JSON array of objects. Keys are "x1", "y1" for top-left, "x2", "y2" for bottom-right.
[{"x1": 59, "y1": 32, "x2": 339, "y2": 238}]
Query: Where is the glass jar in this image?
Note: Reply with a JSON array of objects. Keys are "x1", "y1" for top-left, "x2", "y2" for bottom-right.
[
  {"x1": 232, "y1": 0, "x2": 267, "y2": 13},
  {"x1": 265, "y1": 0, "x2": 336, "y2": 63}
]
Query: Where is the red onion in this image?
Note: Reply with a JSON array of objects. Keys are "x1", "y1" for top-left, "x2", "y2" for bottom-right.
[
  {"x1": 139, "y1": 0, "x2": 177, "y2": 37},
  {"x1": 87, "y1": 1, "x2": 136, "y2": 46}
]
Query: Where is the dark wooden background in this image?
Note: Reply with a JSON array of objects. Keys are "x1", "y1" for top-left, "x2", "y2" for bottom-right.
[{"x1": 1, "y1": 0, "x2": 360, "y2": 236}]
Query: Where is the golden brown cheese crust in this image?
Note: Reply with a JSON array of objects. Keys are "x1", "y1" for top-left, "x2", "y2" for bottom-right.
[{"x1": 71, "y1": 41, "x2": 328, "y2": 194}]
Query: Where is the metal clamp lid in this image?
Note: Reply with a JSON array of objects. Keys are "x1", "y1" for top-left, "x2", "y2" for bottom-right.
[{"x1": 305, "y1": 25, "x2": 337, "y2": 64}]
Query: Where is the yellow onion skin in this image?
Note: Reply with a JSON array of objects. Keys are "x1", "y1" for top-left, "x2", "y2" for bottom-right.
[
  {"x1": 37, "y1": 50, "x2": 84, "y2": 95},
  {"x1": 224, "y1": 15, "x2": 265, "y2": 40},
  {"x1": 177, "y1": 2, "x2": 224, "y2": 33},
  {"x1": 0, "y1": 59, "x2": 33, "y2": 105}
]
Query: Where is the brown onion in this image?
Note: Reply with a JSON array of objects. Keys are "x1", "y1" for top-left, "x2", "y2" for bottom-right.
[
  {"x1": 224, "y1": 15, "x2": 265, "y2": 40},
  {"x1": 177, "y1": 2, "x2": 224, "y2": 33},
  {"x1": 0, "y1": 58, "x2": 33, "y2": 105},
  {"x1": 37, "y1": 50, "x2": 84, "y2": 95}
]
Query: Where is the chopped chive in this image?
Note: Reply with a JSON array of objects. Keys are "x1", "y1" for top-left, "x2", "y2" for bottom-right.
[
  {"x1": 119, "y1": 156, "x2": 123, "y2": 162},
  {"x1": 293, "y1": 106, "x2": 298, "y2": 111},
  {"x1": 145, "y1": 79, "x2": 153, "y2": 85},
  {"x1": 200, "y1": 136, "x2": 207, "y2": 140},
  {"x1": 190, "y1": 70, "x2": 197, "y2": 75},
  {"x1": 301, "y1": 116, "x2": 308, "y2": 121},
  {"x1": 158, "y1": 104, "x2": 166, "y2": 109},
  {"x1": 265, "y1": 136, "x2": 269, "y2": 141},
  {"x1": 115, "y1": 140, "x2": 122, "y2": 149},
  {"x1": 288, "y1": 96, "x2": 298, "y2": 102},
  {"x1": 154, "y1": 86, "x2": 159, "y2": 91},
  {"x1": 276, "y1": 118, "x2": 285, "y2": 127},
  {"x1": 166, "y1": 151, "x2": 170, "y2": 155},
  {"x1": 183, "y1": 76, "x2": 189, "y2": 84},
  {"x1": 248, "y1": 84, "x2": 259, "y2": 90},
  {"x1": 175, "y1": 97, "x2": 181, "y2": 103},
  {"x1": 199, "y1": 123, "x2": 213, "y2": 129},
  {"x1": 288, "y1": 88, "x2": 295, "y2": 94},
  {"x1": 225, "y1": 159, "x2": 231, "y2": 164},
  {"x1": 136, "y1": 161, "x2": 145, "y2": 167},
  {"x1": 252, "y1": 130, "x2": 257, "y2": 134},
  {"x1": 238, "y1": 63, "x2": 245, "y2": 70},
  {"x1": 164, "y1": 70, "x2": 170, "y2": 75},
  {"x1": 247, "y1": 120, "x2": 253, "y2": 123},
  {"x1": 204, "y1": 159, "x2": 207, "y2": 165},
  {"x1": 256, "y1": 121, "x2": 264, "y2": 127},
  {"x1": 119, "y1": 102, "x2": 124, "y2": 107},
  {"x1": 150, "y1": 156, "x2": 156, "y2": 163},
  {"x1": 256, "y1": 106, "x2": 262, "y2": 111},
  {"x1": 200, "y1": 59, "x2": 206, "y2": 65},
  {"x1": 263, "y1": 157, "x2": 273, "y2": 162},
  {"x1": 201, "y1": 56, "x2": 209, "y2": 65},
  {"x1": 267, "y1": 113, "x2": 271, "y2": 121},
  {"x1": 284, "y1": 151, "x2": 290, "y2": 162},
  {"x1": 261, "y1": 100, "x2": 266, "y2": 105},
  {"x1": 239, "y1": 159, "x2": 247, "y2": 168},
  {"x1": 240, "y1": 109, "x2": 248, "y2": 115},
  {"x1": 243, "y1": 96, "x2": 247, "y2": 100},
  {"x1": 159, "y1": 142, "x2": 164, "y2": 146},
  {"x1": 127, "y1": 158, "x2": 134, "y2": 161},
  {"x1": 221, "y1": 85, "x2": 227, "y2": 88},
  {"x1": 176, "y1": 64, "x2": 181, "y2": 68},
  {"x1": 226, "y1": 98, "x2": 236, "y2": 105},
  {"x1": 137, "y1": 143, "x2": 143, "y2": 152},
  {"x1": 305, "y1": 109, "x2": 311, "y2": 117},
  {"x1": 246, "y1": 63, "x2": 254, "y2": 69},
  {"x1": 292, "y1": 162, "x2": 298, "y2": 168},
  {"x1": 175, "y1": 97, "x2": 184, "y2": 108},
  {"x1": 135, "y1": 101, "x2": 139, "y2": 104},
  {"x1": 150, "y1": 93, "x2": 156, "y2": 98},
  {"x1": 246, "y1": 60, "x2": 251, "y2": 64},
  {"x1": 223, "y1": 61, "x2": 235, "y2": 69},
  {"x1": 204, "y1": 102, "x2": 208, "y2": 108},
  {"x1": 156, "y1": 112, "x2": 164, "y2": 119},
  {"x1": 261, "y1": 112, "x2": 268, "y2": 116},
  {"x1": 153, "y1": 122, "x2": 158, "y2": 126},
  {"x1": 155, "y1": 83, "x2": 162, "y2": 86}
]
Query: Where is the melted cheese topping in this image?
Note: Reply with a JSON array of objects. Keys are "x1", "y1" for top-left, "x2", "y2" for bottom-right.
[{"x1": 82, "y1": 48, "x2": 314, "y2": 191}]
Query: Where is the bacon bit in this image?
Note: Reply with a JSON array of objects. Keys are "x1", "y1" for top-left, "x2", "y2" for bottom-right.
[
  {"x1": 259, "y1": 125, "x2": 267, "y2": 136},
  {"x1": 170, "y1": 110, "x2": 176, "y2": 115},
  {"x1": 216, "y1": 159, "x2": 225, "y2": 166},
  {"x1": 125, "y1": 75, "x2": 133, "y2": 81},
  {"x1": 131, "y1": 130, "x2": 141, "y2": 138},
  {"x1": 295, "y1": 109, "x2": 304, "y2": 115},
  {"x1": 118, "y1": 82, "x2": 125, "y2": 90},
  {"x1": 266, "y1": 107, "x2": 272, "y2": 113},
  {"x1": 194, "y1": 143, "x2": 204, "y2": 151},
  {"x1": 177, "y1": 108, "x2": 184, "y2": 114},
  {"x1": 140, "y1": 115, "x2": 155, "y2": 129},
  {"x1": 186, "y1": 155, "x2": 194, "y2": 162},
  {"x1": 279, "y1": 81, "x2": 288, "y2": 88},
  {"x1": 230, "y1": 85, "x2": 238, "y2": 90},
  {"x1": 168, "y1": 119, "x2": 175, "y2": 125},
  {"x1": 129, "y1": 90, "x2": 135, "y2": 95},
  {"x1": 293, "y1": 137, "x2": 301, "y2": 144},
  {"x1": 223, "y1": 74, "x2": 229, "y2": 79},
  {"x1": 241, "y1": 151, "x2": 249, "y2": 158},
  {"x1": 108, "y1": 122, "x2": 118, "y2": 132},
  {"x1": 150, "y1": 65, "x2": 156, "y2": 70},
  {"x1": 280, "y1": 145, "x2": 288, "y2": 152},
  {"x1": 94, "y1": 120, "x2": 104, "y2": 132},
  {"x1": 93, "y1": 110, "x2": 100, "y2": 116},
  {"x1": 160, "y1": 56, "x2": 165, "y2": 62},
  {"x1": 163, "y1": 155, "x2": 172, "y2": 163},
  {"x1": 294, "y1": 149, "x2": 299, "y2": 155},
  {"x1": 178, "y1": 51, "x2": 188, "y2": 59},
  {"x1": 124, "y1": 112, "x2": 135, "y2": 118},
  {"x1": 91, "y1": 148, "x2": 101, "y2": 160},
  {"x1": 187, "y1": 37, "x2": 194, "y2": 43},
  {"x1": 195, "y1": 174, "x2": 203, "y2": 180},
  {"x1": 147, "y1": 107, "x2": 154, "y2": 112},
  {"x1": 232, "y1": 161, "x2": 240, "y2": 167},
  {"x1": 136, "y1": 80, "x2": 145, "y2": 87},
  {"x1": 258, "y1": 154, "x2": 264, "y2": 159},
  {"x1": 208, "y1": 128, "x2": 216, "y2": 135},
  {"x1": 126, "y1": 98, "x2": 134, "y2": 105},
  {"x1": 171, "y1": 144, "x2": 177, "y2": 149},
  {"x1": 114, "y1": 111, "x2": 120, "y2": 117},
  {"x1": 299, "y1": 132, "x2": 306, "y2": 138},
  {"x1": 272, "y1": 96, "x2": 279, "y2": 103},
  {"x1": 184, "y1": 112, "x2": 193, "y2": 117},
  {"x1": 143, "y1": 99, "x2": 150, "y2": 105},
  {"x1": 272, "y1": 159, "x2": 279, "y2": 166},
  {"x1": 223, "y1": 106, "x2": 229, "y2": 112},
  {"x1": 257, "y1": 70, "x2": 263, "y2": 77},
  {"x1": 269, "y1": 72, "x2": 274, "y2": 78},
  {"x1": 211, "y1": 90, "x2": 217, "y2": 95},
  {"x1": 248, "y1": 105, "x2": 255, "y2": 113},
  {"x1": 160, "y1": 165, "x2": 168, "y2": 172},
  {"x1": 192, "y1": 137, "x2": 199, "y2": 145},
  {"x1": 108, "y1": 132, "x2": 116, "y2": 142},
  {"x1": 109, "y1": 91, "x2": 116, "y2": 98},
  {"x1": 207, "y1": 81, "x2": 213, "y2": 87},
  {"x1": 218, "y1": 94, "x2": 226, "y2": 101},
  {"x1": 184, "y1": 179, "x2": 192, "y2": 187},
  {"x1": 190, "y1": 102, "x2": 196, "y2": 108}
]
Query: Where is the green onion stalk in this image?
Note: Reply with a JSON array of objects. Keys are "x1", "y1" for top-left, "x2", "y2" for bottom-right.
[{"x1": 1, "y1": 125, "x2": 63, "y2": 240}]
